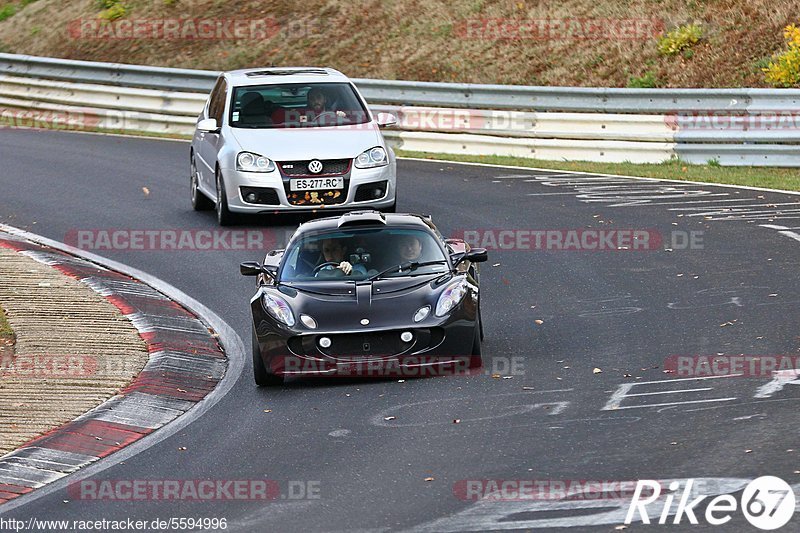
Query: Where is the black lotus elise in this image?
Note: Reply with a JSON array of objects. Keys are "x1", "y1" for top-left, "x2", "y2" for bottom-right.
[{"x1": 240, "y1": 210, "x2": 487, "y2": 385}]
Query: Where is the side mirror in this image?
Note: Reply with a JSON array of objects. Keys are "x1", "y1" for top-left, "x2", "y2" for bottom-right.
[
  {"x1": 197, "y1": 118, "x2": 220, "y2": 133},
  {"x1": 241, "y1": 261, "x2": 279, "y2": 283},
  {"x1": 240, "y1": 261, "x2": 264, "y2": 276},
  {"x1": 376, "y1": 112, "x2": 398, "y2": 128},
  {"x1": 453, "y1": 248, "x2": 488, "y2": 267}
]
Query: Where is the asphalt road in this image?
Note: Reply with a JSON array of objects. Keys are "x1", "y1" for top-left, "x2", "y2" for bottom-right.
[{"x1": 1, "y1": 129, "x2": 799, "y2": 532}]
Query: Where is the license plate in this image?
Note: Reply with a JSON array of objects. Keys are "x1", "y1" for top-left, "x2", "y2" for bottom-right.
[{"x1": 290, "y1": 177, "x2": 344, "y2": 191}]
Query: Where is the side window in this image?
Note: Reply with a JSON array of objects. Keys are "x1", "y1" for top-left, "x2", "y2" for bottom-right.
[{"x1": 207, "y1": 77, "x2": 228, "y2": 125}]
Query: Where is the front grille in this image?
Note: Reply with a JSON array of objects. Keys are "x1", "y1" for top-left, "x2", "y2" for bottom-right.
[
  {"x1": 278, "y1": 159, "x2": 351, "y2": 177},
  {"x1": 240, "y1": 187, "x2": 280, "y2": 205},
  {"x1": 354, "y1": 181, "x2": 388, "y2": 202},
  {"x1": 289, "y1": 329, "x2": 436, "y2": 358}
]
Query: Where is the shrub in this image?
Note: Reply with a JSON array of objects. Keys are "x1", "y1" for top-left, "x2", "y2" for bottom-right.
[
  {"x1": 99, "y1": 3, "x2": 126, "y2": 21},
  {"x1": 627, "y1": 71, "x2": 659, "y2": 88},
  {"x1": 763, "y1": 25, "x2": 800, "y2": 87},
  {"x1": 658, "y1": 23, "x2": 703, "y2": 56}
]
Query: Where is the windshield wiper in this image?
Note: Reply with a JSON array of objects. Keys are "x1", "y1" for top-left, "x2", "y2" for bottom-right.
[{"x1": 366, "y1": 260, "x2": 449, "y2": 282}]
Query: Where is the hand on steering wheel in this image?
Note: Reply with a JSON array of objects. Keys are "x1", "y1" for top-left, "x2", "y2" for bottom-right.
[
  {"x1": 311, "y1": 111, "x2": 349, "y2": 125},
  {"x1": 313, "y1": 261, "x2": 341, "y2": 275}
]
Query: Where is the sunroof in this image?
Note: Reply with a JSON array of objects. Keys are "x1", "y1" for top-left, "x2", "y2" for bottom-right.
[{"x1": 245, "y1": 69, "x2": 328, "y2": 77}]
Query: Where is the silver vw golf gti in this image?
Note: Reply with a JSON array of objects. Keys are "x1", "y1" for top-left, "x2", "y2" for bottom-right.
[{"x1": 190, "y1": 67, "x2": 398, "y2": 225}]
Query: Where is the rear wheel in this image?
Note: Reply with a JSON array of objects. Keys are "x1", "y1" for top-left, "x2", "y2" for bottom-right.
[
  {"x1": 215, "y1": 168, "x2": 236, "y2": 226},
  {"x1": 252, "y1": 328, "x2": 283, "y2": 386},
  {"x1": 190, "y1": 153, "x2": 213, "y2": 211}
]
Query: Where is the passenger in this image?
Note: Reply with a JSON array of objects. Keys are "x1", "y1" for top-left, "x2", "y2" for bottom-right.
[{"x1": 396, "y1": 234, "x2": 423, "y2": 262}]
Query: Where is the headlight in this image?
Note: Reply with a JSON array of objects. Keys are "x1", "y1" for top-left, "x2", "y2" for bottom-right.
[
  {"x1": 435, "y1": 279, "x2": 469, "y2": 317},
  {"x1": 237, "y1": 152, "x2": 275, "y2": 172},
  {"x1": 262, "y1": 292, "x2": 295, "y2": 327},
  {"x1": 354, "y1": 146, "x2": 388, "y2": 169}
]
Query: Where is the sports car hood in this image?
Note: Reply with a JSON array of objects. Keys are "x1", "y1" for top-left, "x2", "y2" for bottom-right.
[
  {"x1": 279, "y1": 274, "x2": 454, "y2": 331},
  {"x1": 229, "y1": 124, "x2": 384, "y2": 161}
]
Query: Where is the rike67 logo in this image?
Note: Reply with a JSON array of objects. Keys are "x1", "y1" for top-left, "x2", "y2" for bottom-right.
[{"x1": 627, "y1": 477, "x2": 796, "y2": 530}]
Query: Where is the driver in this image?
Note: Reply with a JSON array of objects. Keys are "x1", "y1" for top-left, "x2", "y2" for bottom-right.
[
  {"x1": 316, "y1": 239, "x2": 367, "y2": 277},
  {"x1": 299, "y1": 88, "x2": 347, "y2": 124}
]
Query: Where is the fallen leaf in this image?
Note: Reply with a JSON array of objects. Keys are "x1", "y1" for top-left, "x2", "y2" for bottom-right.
[
  {"x1": 178, "y1": 447, "x2": 187, "y2": 451},
  {"x1": 424, "y1": 477, "x2": 435, "y2": 482},
  {"x1": 142, "y1": 186, "x2": 150, "y2": 196},
  {"x1": 502, "y1": 376, "x2": 513, "y2": 380},
  {"x1": 397, "y1": 379, "x2": 405, "y2": 383},
  {"x1": 534, "y1": 319, "x2": 544, "y2": 325},
  {"x1": 615, "y1": 526, "x2": 627, "y2": 531},
  {"x1": 492, "y1": 263, "x2": 501, "y2": 267},
  {"x1": 264, "y1": 409, "x2": 272, "y2": 413},
  {"x1": 593, "y1": 368, "x2": 602, "y2": 374},
  {"x1": 491, "y1": 373, "x2": 501, "y2": 379},
  {"x1": 670, "y1": 442, "x2": 678, "y2": 446},
  {"x1": 522, "y1": 386, "x2": 535, "y2": 390},
  {"x1": 384, "y1": 416, "x2": 396, "y2": 421},
  {"x1": 745, "y1": 449, "x2": 753, "y2": 453},
  {"x1": 453, "y1": 419, "x2": 461, "y2": 424}
]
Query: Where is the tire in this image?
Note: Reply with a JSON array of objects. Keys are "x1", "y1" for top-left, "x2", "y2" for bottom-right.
[
  {"x1": 252, "y1": 328, "x2": 283, "y2": 386},
  {"x1": 215, "y1": 168, "x2": 236, "y2": 226},
  {"x1": 190, "y1": 153, "x2": 214, "y2": 211},
  {"x1": 470, "y1": 311, "x2": 483, "y2": 368}
]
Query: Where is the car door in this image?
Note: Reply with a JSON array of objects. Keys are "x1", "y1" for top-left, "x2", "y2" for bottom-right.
[{"x1": 196, "y1": 76, "x2": 227, "y2": 192}]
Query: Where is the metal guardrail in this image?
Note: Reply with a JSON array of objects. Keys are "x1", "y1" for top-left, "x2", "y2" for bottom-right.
[
  {"x1": 5, "y1": 53, "x2": 800, "y2": 114},
  {"x1": 1, "y1": 53, "x2": 799, "y2": 166}
]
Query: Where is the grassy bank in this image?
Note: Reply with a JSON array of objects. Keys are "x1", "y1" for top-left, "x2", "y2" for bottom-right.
[
  {"x1": 396, "y1": 150, "x2": 800, "y2": 192},
  {"x1": 0, "y1": 0, "x2": 797, "y2": 88}
]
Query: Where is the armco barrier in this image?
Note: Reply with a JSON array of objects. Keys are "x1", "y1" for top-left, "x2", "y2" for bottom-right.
[{"x1": 1, "y1": 53, "x2": 799, "y2": 166}]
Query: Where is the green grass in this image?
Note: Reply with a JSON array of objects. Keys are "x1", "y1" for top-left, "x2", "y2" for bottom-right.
[
  {"x1": 0, "y1": 305, "x2": 13, "y2": 342},
  {"x1": 395, "y1": 150, "x2": 800, "y2": 192},
  {"x1": 0, "y1": 5, "x2": 16, "y2": 22}
]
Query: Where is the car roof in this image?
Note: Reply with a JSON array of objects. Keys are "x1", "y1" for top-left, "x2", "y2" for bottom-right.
[
  {"x1": 224, "y1": 67, "x2": 351, "y2": 88},
  {"x1": 293, "y1": 211, "x2": 438, "y2": 236}
]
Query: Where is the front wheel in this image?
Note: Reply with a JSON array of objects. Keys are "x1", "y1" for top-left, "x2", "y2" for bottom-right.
[
  {"x1": 253, "y1": 328, "x2": 283, "y2": 386},
  {"x1": 215, "y1": 169, "x2": 236, "y2": 226},
  {"x1": 191, "y1": 154, "x2": 213, "y2": 211}
]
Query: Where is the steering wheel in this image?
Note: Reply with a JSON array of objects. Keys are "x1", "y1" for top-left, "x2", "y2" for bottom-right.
[
  {"x1": 311, "y1": 111, "x2": 349, "y2": 125},
  {"x1": 313, "y1": 261, "x2": 341, "y2": 275}
]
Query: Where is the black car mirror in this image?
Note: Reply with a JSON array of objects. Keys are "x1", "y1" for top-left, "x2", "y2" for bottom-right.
[
  {"x1": 240, "y1": 261, "x2": 265, "y2": 276},
  {"x1": 453, "y1": 248, "x2": 488, "y2": 267}
]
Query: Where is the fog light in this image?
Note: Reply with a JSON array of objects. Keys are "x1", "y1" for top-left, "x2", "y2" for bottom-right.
[
  {"x1": 300, "y1": 314, "x2": 317, "y2": 329},
  {"x1": 400, "y1": 331, "x2": 413, "y2": 343},
  {"x1": 413, "y1": 306, "x2": 430, "y2": 323},
  {"x1": 318, "y1": 336, "x2": 332, "y2": 348},
  {"x1": 373, "y1": 188, "x2": 383, "y2": 198},
  {"x1": 246, "y1": 192, "x2": 257, "y2": 203}
]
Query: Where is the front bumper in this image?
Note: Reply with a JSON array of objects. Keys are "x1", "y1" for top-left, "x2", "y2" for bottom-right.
[
  {"x1": 221, "y1": 163, "x2": 396, "y2": 213},
  {"x1": 253, "y1": 313, "x2": 478, "y2": 379}
]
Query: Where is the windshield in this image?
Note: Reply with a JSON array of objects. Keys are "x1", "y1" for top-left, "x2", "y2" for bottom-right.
[
  {"x1": 229, "y1": 82, "x2": 370, "y2": 129},
  {"x1": 279, "y1": 227, "x2": 449, "y2": 282}
]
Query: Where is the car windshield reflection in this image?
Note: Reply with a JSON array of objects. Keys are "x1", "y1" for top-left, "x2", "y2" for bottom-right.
[{"x1": 279, "y1": 228, "x2": 449, "y2": 282}]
